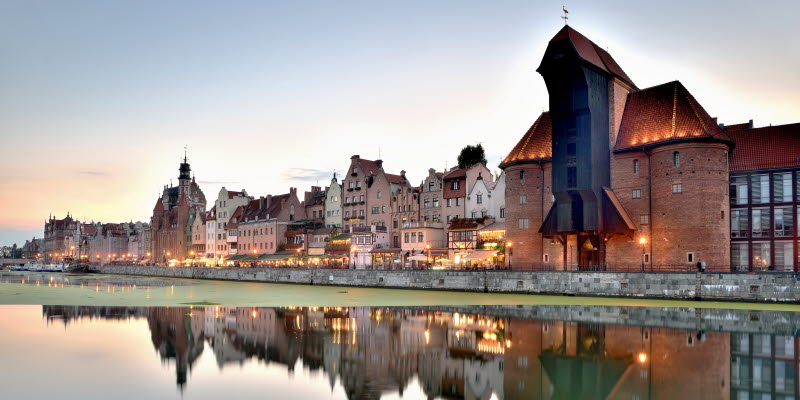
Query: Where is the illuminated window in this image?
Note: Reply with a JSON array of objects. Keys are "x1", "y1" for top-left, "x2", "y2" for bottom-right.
[
  {"x1": 633, "y1": 159, "x2": 640, "y2": 174},
  {"x1": 632, "y1": 189, "x2": 641, "y2": 199},
  {"x1": 672, "y1": 183, "x2": 682, "y2": 194}
]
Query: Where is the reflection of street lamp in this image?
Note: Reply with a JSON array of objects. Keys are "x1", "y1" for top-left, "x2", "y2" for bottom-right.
[
  {"x1": 639, "y1": 237, "x2": 647, "y2": 272},
  {"x1": 70, "y1": 246, "x2": 75, "y2": 258},
  {"x1": 506, "y1": 241, "x2": 513, "y2": 270},
  {"x1": 215, "y1": 250, "x2": 221, "y2": 267}
]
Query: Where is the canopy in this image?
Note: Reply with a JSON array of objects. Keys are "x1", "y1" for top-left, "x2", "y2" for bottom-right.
[
  {"x1": 463, "y1": 250, "x2": 499, "y2": 261},
  {"x1": 407, "y1": 254, "x2": 429, "y2": 261},
  {"x1": 256, "y1": 254, "x2": 293, "y2": 261},
  {"x1": 369, "y1": 248, "x2": 401, "y2": 254}
]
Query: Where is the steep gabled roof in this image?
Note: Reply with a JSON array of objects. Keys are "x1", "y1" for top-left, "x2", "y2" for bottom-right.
[
  {"x1": 443, "y1": 168, "x2": 466, "y2": 180},
  {"x1": 614, "y1": 81, "x2": 733, "y2": 152},
  {"x1": 153, "y1": 197, "x2": 165, "y2": 212},
  {"x1": 548, "y1": 26, "x2": 636, "y2": 88},
  {"x1": 356, "y1": 158, "x2": 381, "y2": 176},
  {"x1": 500, "y1": 112, "x2": 552, "y2": 168},
  {"x1": 728, "y1": 123, "x2": 800, "y2": 171}
]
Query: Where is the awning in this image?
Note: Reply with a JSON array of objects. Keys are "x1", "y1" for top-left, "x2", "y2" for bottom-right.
[
  {"x1": 226, "y1": 254, "x2": 245, "y2": 261},
  {"x1": 463, "y1": 250, "x2": 499, "y2": 261},
  {"x1": 256, "y1": 254, "x2": 292, "y2": 261},
  {"x1": 329, "y1": 234, "x2": 350, "y2": 241},
  {"x1": 408, "y1": 254, "x2": 428, "y2": 261}
]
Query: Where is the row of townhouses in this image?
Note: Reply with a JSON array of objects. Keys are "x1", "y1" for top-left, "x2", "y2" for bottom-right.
[{"x1": 35, "y1": 25, "x2": 799, "y2": 271}]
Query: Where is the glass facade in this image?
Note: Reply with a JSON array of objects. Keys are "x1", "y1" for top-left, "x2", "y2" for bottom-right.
[
  {"x1": 731, "y1": 333, "x2": 798, "y2": 400},
  {"x1": 730, "y1": 169, "x2": 799, "y2": 271}
]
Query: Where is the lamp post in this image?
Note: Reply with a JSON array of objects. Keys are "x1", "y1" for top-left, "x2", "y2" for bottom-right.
[
  {"x1": 506, "y1": 241, "x2": 513, "y2": 270},
  {"x1": 296, "y1": 248, "x2": 302, "y2": 268},
  {"x1": 425, "y1": 244, "x2": 431, "y2": 269},
  {"x1": 639, "y1": 237, "x2": 647, "y2": 272},
  {"x1": 351, "y1": 245, "x2": 357, "y2": 269}
]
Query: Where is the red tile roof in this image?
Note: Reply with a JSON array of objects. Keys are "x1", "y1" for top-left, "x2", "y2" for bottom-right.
[
  {"x1": 357, "y1": 159, "x2": 381, "y2": 175},
  {"x1": 549, "y1": 26, "x2": 636, "y2": 88},
  {"x1": 500, "y1": 112, "x2": 552, "y2": 168},
  {"x1": 728, "y1": 123, "x2": 800, "y2": 171},
  {"x1": 385, "y1": 173, "x2": 406, "y2": 184},
  {"x1": 614, "y1": 81, "x2": 733, "y2": 152},
  {"x1": 443, "y1": 168, "x2": 466, "y2": 180},
  {"x1": 227, "y1": 190, "x2": 245, "y2": 199}
]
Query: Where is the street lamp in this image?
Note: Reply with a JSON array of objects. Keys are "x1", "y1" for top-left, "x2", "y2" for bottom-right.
[
  {"x1": 425, "y1": 244, "x2": 431, "y2": 268},
  {"x1": 639, "y1": 236, "x2": 647, "y2": 272},
  {"x1": 506, "y1": 241, "x2": 513, "y2": 270},
  {"x1": 296, "y1": 248, "x2": 302, "y2": 268}
]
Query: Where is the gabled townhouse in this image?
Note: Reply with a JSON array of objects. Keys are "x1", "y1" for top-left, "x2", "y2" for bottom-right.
[
  {"x1": 324, "y1": 174, "x2": 343, "y2": 229},
  {"x1": 442, "y1": 163, "x2": 493, "y2": 225},
  {"x1": 190, "y1": 208, "x2": 205, "y2": 258},
  {"x1": 304, "y1": 186, "x2": 327, "y2": 224},
  {"x1": 420, "y1": 168, "x2": 444, "y2": 223},
  {"x1": 204, "y1": 206, "x2": 217, "y2": 258},
  {"x1": 211, "y1": 187, "x2": 250, "y2": 255},
  {"x1": 389, "y1": 171, "x2": 419, "y2": 248},
  {"x1": 235, "y1": 188, "x2": 307, "y2": 257},
  {"x1": 466, "y1": 172, "x2": 506, "y2": 222}
]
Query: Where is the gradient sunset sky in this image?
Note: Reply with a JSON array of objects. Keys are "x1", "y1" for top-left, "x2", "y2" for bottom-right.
[{"x1": 1, "y1": 0, "x2": 798, "y2": 245}]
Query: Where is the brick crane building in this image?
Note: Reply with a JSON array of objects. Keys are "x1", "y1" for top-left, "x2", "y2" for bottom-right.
[{"x1": 501, "y1": 26, "x2": 737, "y2": 271}]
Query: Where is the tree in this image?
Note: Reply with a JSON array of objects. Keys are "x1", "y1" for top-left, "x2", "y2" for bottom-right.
[{"x1": 457, "y1": 144, "x2": 487, "y2": 169}]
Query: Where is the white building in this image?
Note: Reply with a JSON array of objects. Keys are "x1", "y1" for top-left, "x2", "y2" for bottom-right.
[
  {"x1": 466, "y1": 171, "x2": 505, "y2": 221},
  {"x1": 210, "y1": 187, "x2": 250, "y2": 255},
  {"x1": 324, "y1": 174, "x2": 343, "y2": 229}
]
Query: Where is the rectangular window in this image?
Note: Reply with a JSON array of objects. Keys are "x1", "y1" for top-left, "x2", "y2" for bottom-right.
[
  {"x1": 752, "y1": 241, "x2": 770, "y2": 270},
  {"x1": 372, "y1": 207, "x2": 379, "y2": 214},
  {"x1": 632, "y1": 189, "x2": 641, "y2": 199},
  {"x1": 774, "y1": 241, "x2": 794, "y2": 271},
  {"x1": 451, "y1": 180, "x2": 459, "y2": 190},
  {"x1": 751, "y1": 174, "x2": 769, "y2": 204},
  {"x1": 518, "y1": 218, "x2": 529, "y2": 229},
  {"x1": 446, "y1": 199, "x2": 452, "y2": 207},
  {"x1": 411, "y1": 232, "x2": 417, "y2": 243},
  {"x1": 643, "y1": 253, "x2": 650, "y2": 263},
  {"x1": 731, "y1": 209, "x2": 749, "y2": 238},
  {"x1": 456, "y1": 198, "x2": 462, "y2": 206},
  {"x1": 418, "y1": 232, "x2": 424, "y2": 243},
  {"x1": 639, "y1": 214, "x2": 649, "y2": 225},
  {"x1": 433, "y1": 198, "x2": 439, "y2": 207},
  {"x1": 752, "y1": 207, "x2": 770, "y2": 238},
  {"x1": 672, "y1": 183, "x2": 682, "y2": 194},
  {"x1": 476, "y1": 194, "x2": 483, "y2": 204},
  {"x1": 775, "y1": 206, "x2": 793, "y2": 237},
  {"x1": 404, "y1": 232, "x2": 409, "y2": 243},
  {"x1": 446, "y1": 215, "x2": 452, "y2": 223},
  {"x1": 471, "y1": 211, "x2": 478, "y2": 218},
  {"x1": 633, "y1": 159, "x2": 640, "y2": 174},
  {"x1": 686, "y1": 252, "x2": 695, "y2": 263},
  {"x1": 424, "y1": 199, "x2": 430, "y2": 208},
  {"x1": 543, "y1": 254, "x2": 549, "y2": 263},
  {"x1": 500, "y1": 208, "x2": 505, "y2": 218},
  {"x1": 774, "y1": 173, "x2": 792, "y2": 203},
  {"x1": 519, "y1": 195, "x2": 527, "y2": 205}
]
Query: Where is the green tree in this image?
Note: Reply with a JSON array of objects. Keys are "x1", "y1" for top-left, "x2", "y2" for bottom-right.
[{"x1": 457, "y1": 144, "x2": 487, "y2": 169}]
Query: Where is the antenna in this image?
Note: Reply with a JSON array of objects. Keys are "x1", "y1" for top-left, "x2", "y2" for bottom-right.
[
  {"x1": 562, "y1": 6, "x2": 569, "y2": 25},
  {"x1": 183, "y1": 145, "x2": 188, "y2": 163}
]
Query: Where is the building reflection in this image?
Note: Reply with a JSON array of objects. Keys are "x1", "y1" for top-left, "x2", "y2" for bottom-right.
[{"x1": 41, "y1": 306, "x2": 798, "y2": 400}]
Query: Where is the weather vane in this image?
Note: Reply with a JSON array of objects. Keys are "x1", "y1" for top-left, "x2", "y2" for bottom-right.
[{"x1": 562, "y1": 6, "x2": 569, "y2": 25}]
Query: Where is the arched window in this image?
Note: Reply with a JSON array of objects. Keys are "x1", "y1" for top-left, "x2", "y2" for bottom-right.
[
  {"x1": 673, "y1": 152, "x2": 680, "y2": 167},
  {"x1": 633, "y1": 159, "x2": 640, "y2": 174},
  {"x1": 519, "y1": 170, "x2": 526, "y2": 180}
]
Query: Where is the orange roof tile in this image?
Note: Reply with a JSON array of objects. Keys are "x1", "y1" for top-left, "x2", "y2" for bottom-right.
[
  {"x1": 614, "y1": 81, "x2": 733, "y2": 152},
  {"x1": 500, "y1": 112, "x2": 552, "y2": 168},
  {"x1": 728, "y1": 123, "x2": 800, "y2": 171},
  {"x1": 549, "y1": 26, "x2": 636, "y2": 88}
]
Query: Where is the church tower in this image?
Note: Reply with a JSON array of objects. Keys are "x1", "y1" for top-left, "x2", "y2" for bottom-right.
[{"x1": 178, "y1": 151, "x2": 191, "y2": 196}]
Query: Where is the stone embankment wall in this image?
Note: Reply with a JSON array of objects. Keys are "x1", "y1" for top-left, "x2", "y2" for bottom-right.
[{"x1": 101, "y1": 266, "x2": 800, "y2": 303}]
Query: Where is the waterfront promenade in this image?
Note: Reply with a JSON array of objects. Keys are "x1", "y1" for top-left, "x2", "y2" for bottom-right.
[{"x1": 102, "y1": 265, "x2": 800, "y2": 304}]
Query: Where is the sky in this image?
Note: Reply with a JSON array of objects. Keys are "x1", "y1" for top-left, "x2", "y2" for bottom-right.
[{"x1": 1, "y1": 0, "x2": 798, "y2": 245}]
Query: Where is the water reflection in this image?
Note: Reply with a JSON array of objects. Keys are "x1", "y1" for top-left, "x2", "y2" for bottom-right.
[{"x1": 33, "y1": 305, "x2": 799, "y2": 399}]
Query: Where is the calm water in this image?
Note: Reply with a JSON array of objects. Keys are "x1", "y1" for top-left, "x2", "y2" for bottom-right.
[{"x1": 0, "y1": 304, "x2": 798, "y2": 400}]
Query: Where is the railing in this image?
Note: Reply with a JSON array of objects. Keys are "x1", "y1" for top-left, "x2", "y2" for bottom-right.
[{"x1": 284, "y1": 243, "x2": 303, "y2": 250}]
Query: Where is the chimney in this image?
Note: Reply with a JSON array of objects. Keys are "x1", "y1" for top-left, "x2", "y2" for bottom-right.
[
  {"x1": 376, "y1": 159, "x2": 383, "y2": 168},
  {"x1": 259, "y1": 196, "x2": 264, "y2": 209},
  {"x1": 748, "y1": 119, "x2": 754, "y2": 129},
  {"x1": 266, "y1": 195, "x2": 273, "y2": 208},
  {"x1": 400, "y1": 170, "x2": 406, "y2": 178},
  {"x1": 351, "y1": 155, "x2": 360, "y2": 160}
]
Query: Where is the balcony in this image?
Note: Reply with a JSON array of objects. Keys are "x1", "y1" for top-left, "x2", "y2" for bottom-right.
[
  {"x1": 284, "y1": 242, "x2": 303, "y2": 251},
  {"x1": 401, "y1": 221, "x2": 444, "y2": 229}
]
